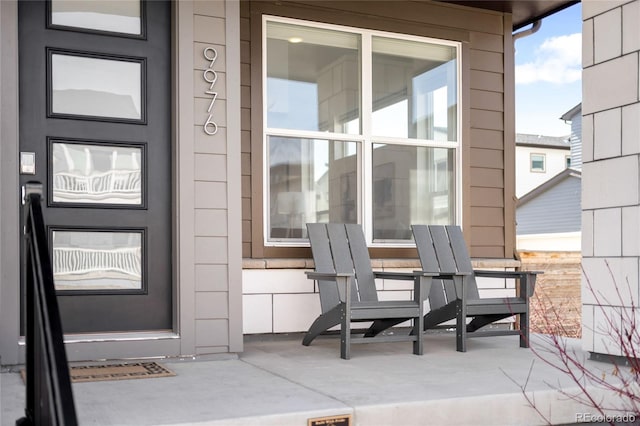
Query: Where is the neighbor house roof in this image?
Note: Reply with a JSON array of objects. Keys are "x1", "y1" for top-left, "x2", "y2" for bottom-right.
[
  {"x1": 517, "y1": 168, "x2": 582, "y2": 205},
  {"x1": 560, "y1": 103, "x2": 582, "y2": 121},
  {"x1": 439, "y1": 0, "x2": 579, "y2": 30},
  {"x1": 516, "y1": 133, "x2": 570, "y2": 150}
]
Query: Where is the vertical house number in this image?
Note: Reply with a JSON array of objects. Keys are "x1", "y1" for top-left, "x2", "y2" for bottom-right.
[{"x1": 203, "y1": 47, "x2": 218, "y2": 135}]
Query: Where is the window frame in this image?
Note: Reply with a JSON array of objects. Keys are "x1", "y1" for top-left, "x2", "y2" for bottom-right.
[
  {"x1": 46, "y1": 0, "x2": 147, "y2": 40},
  {"x1": 261, "y1": 15, "x2": 462, "y2": 248},
  {"x1": 530, "y1": 153, "x2": 546, "y2": 173}
]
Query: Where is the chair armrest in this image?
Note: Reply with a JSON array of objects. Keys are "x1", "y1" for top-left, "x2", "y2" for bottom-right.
[
  {"x1": 473, "y1": 270, "x2": 543, "y2": 278},
  {"x1": 427, "y1": 271, "x2": 472, "y2": 279},
  {"x1": 305, "y1": 271, "x2": 353, "y2": 304},
  {"x1": 474, "y1": 270, "x2": 541, "y2": 297},
  {"x1": 305, "y1": 271, "x2": 353, "y2": 281},
  {"x1": 373, "y1": 271, "x2": 439, "y2": 280}
]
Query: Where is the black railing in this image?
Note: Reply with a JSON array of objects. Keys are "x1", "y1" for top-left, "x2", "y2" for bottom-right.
[{"x1": 17, "y1": 182, "x2": 77, "y2": 426}]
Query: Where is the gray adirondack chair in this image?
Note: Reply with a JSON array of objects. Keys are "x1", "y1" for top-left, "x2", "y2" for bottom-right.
[
  {"x1": 411, "y1": 225, "x2": 540, "y2": 352},
  {"x1": 304, "y1": 223, "x2": 436, "y2": 359}
]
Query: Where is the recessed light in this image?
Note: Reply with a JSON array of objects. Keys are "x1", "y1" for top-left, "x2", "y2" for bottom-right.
[{"x1": 288, "y1": 37, "x2": 303, "y2": 44}]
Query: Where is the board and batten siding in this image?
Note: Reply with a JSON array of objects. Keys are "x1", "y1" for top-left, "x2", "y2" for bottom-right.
[
  {"x1": 240, "y1": 0, "x2": 515, "y2": 259},
  {"x1": 179, "y1": 0, "x2": 243, "y2": 355}
]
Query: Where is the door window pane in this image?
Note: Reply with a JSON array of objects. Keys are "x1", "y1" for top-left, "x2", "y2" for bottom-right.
[
  {"x1": 266, "y1": 21, "x2": 360, "y2": 134},
  {"x1": 372, "y1": 144, "x2": 455, "y2": 241},
  {"x1": 51, "y1": 52, "x2": 143, "y2": 120},
  {"x1": 268, "y1": 136, "x2": 358, "y2": 240},
  {"x1": 51, "y1": 0, "x2": 142, "y2": 35},
  {"x1": 52, "y1": 230, "x2": 143, "y2": 291},
  {"x1": 372, "y1": 37, "x2": 457, "y2": 141},
  {"x1": 51, "y1": 142, "x2": 143, "y2": 205}
]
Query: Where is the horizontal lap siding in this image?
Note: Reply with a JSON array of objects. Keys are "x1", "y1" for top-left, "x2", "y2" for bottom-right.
[
  {"x1": 241, "y1": 2, "x2": 252, "y2": 257},
  {"x1": 469, "y1": 29, "x2": 508, "y2": 257},
  {"x1": 241, "y1": 0, "x2": 510, "y2": 258},
  {"x1": 192, "y1": 1, "x2": 233, "y2": 352}
]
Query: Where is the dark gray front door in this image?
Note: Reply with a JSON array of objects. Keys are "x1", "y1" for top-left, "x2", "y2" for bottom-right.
[{"x1": 18, "y1": 0, "x2": 172, "y2": 333}]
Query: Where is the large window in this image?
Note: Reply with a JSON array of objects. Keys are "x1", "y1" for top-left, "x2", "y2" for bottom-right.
[{"x1": 264, "y1": 17, "x2": 460, "y2": 245}]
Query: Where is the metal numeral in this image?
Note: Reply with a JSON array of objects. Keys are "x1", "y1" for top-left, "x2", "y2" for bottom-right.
[{"x1": 203, "y1": 47, "x2": 218, "y2": 135}]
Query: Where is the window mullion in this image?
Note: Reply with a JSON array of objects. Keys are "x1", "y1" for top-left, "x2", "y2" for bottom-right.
[{"x1": 361, "y1": 32, "x2": 373, "y2": 244}]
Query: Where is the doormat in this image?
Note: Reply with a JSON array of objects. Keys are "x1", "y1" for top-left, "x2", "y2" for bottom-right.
[{"x1": 21, "y1": 361, "x2": 175, "y2": 383}]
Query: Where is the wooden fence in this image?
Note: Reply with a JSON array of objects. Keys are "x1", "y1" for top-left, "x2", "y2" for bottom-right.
[{"x1": 518, "y1": 251, "x2": 582, "y2": 338}]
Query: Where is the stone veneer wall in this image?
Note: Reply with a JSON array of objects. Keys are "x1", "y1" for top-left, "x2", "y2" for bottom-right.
[{"x1": 581, "y1": 0, "x2": 640, "y2": 355}]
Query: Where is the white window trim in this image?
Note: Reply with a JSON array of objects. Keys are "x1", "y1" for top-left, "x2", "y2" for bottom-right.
[
  {"x1": 530, "y1": 153, "x2": 546, "y2": 173},
  {"x1": 262, "y1": 15, "x2": 463, "y2": 247}
]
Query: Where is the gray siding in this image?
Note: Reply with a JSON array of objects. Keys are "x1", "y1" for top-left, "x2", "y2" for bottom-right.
[
  {"x1": 516, "y1": 175, "x2": 581, "y2": 235},
  {"x1": 570, "y1": 113, "x2": 582, "y2": 169}
]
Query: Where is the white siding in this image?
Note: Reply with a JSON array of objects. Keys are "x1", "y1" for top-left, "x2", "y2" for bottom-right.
[{"x1": 515, "y1": 146, "x2": 570, "y2": 197}]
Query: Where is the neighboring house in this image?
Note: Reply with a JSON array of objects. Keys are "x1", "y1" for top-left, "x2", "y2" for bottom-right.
[
  {"x1": 561, "y1": 103, "x2": 582, "y2": 170},
  {"x1": 516, "y1": 168, "x2": 582, "y2": 251},
  {"x1": 515, "y1": 107, "x2": 582, "y2": 251},
  {"x1": 2, "y1": 0, "x2": 633, "y2": 366},
  {"x1": 515, "y1": 133, "x2": 571, "y2": 197}
]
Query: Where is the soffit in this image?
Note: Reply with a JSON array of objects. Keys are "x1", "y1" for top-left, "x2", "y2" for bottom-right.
[{"x1": 438, "y1": 0, "x2": 579, "y2": 30}]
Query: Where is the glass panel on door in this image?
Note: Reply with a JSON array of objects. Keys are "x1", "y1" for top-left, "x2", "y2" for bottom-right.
[
  {"x1": 50, "y1": 0, "x2": 142, "y2": 35},
  {"x1": 51, "y1": 141, "x2": 144, "y2": 205},
  {"x1": 50, "y1": 52, "x2": 143, "y2": 121},
  {"x1": 19, "y1": 0, "x2": 171, "y2": 333},
  {"x1": 52, "y1": 230, "x2": 143, "y2": 292}
]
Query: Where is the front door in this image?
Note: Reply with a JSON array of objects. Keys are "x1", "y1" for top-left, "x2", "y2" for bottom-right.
[{"x1": 18, "y1": 0, "x2": 172, "y2": 334}]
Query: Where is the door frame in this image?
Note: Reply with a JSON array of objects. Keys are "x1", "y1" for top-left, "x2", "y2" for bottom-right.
[
  {"x1": 2, "y1": 0, "x2": 180, "y2": 363},
  {"x1": 0, "y1": 0, "x2": 244, "y2": 365},
  {"x1": 0, "y1": 0, "x2": 179, "y2": 365}
]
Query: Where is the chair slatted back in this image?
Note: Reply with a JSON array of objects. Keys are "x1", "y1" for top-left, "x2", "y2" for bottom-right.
[
  {"x1": 412, "y1": 225, "x2": 480, "y2": 309},
  {"x1": 445, "y1": 226, "x2": 480, "y2": 300},
  {"x1": 344, "y1": 224, "x2": 378, "y2": 302},
  {"x1": 307, "y1": 223, "x2": 378, "y2": 313},
  {"x1": 307, "y1": 223, "x2": 341, "y2": 312}
]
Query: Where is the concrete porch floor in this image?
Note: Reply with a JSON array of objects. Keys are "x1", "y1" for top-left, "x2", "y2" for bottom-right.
[{"x1": 0, "y1": 332, "x2": 626, "y2": 426}]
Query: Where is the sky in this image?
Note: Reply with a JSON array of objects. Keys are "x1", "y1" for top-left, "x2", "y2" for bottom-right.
[{"x1": 514, "y1": 3, "x2": 582, "y2": 137}]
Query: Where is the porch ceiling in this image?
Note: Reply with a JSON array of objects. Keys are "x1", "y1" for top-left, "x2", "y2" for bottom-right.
[{"x1": 439, "y1": 0, "x2": 580, "y2": 30}]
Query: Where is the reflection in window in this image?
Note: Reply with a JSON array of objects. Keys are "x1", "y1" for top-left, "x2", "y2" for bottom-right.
[
  {"x1": 268, "y1": 137, "x2": 358, "y2": 239},
  {"x1": 51, "y1": 142, "x2": 142, "y2": 205},
  {"x1": 52, "y1": 230, "x2": 142, "y2": 291},
  {"x1": 266, "y1": 21, "x2": 360, "y2": 134},
  {"x1": 372, "y1": 144, "x2": 455, "y2": 241},
  {"x1": 263, "y1": 17, "x2": 460, "y2": 245},
  {"x1": 372, "y1": 37, "x2": 457, "y2": 141},
  {"x1": 51, "y1": 0, "x2": 142, "y2": 35},
  {"x1": 51, "y1": 53, "x2": 142, "y2": 120}
]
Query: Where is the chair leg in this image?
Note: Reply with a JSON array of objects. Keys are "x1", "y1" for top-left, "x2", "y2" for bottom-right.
[
  {"x1": 365, "y1": 318, "x2": 405, "y2": 337},
  {"x1": 302, "y1": 305, "x2": 342, "y2": 346},
  {"x1": 422, "y1": 303, "x2": 457, "y2": 331},
  {"x1": 467, "y1": 314, "x2": 512, "y2": 332},
  {"x1": 413, "y1": 312, "x2": 424, "y2": 356},
  {"x1": 456, "y1": 277, "x2": 468, "y2": 352},
  {"x1": 456, "y1": 299, "x2": 467, "y2": 352},
  {"x1": 341, "y1": 310, "x2": 351, "y2": 360},
  {"x1": 520, "y1": 311, "x2": 529, "y2": 348}
]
